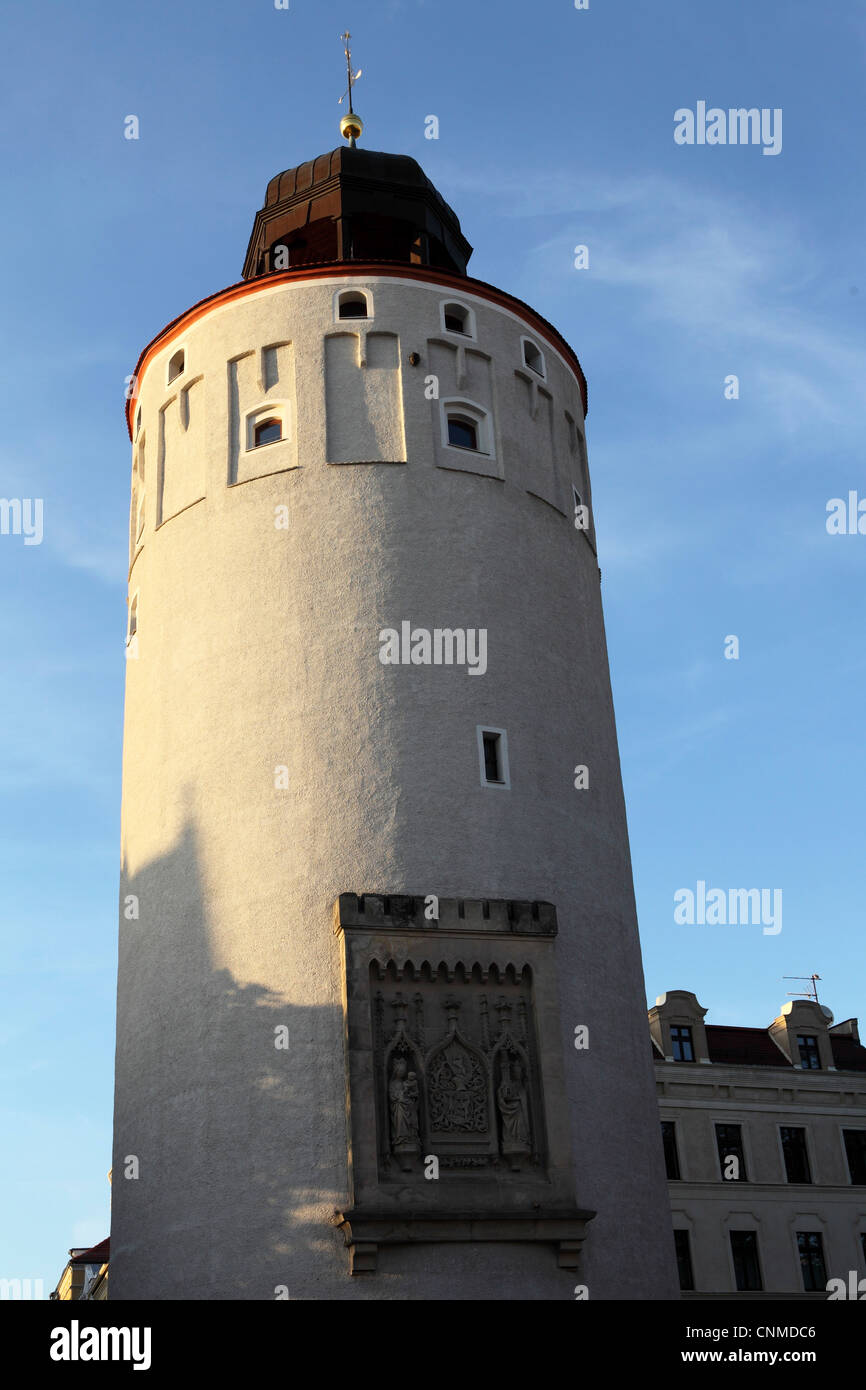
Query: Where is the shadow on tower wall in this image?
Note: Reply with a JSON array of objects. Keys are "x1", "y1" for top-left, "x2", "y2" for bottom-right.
[{"x1": 111, "y1": 808, "x2": 363, "y2": 1300}]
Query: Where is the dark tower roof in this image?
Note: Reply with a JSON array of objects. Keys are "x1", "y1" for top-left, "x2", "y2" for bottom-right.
[{"x1": 242, "y1": 147, "x2": 473, "y2": 280}]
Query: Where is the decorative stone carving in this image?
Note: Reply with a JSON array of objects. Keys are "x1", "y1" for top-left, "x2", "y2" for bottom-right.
[
  {"x1": 334, "y1": 893, "x2": 595, "y2": 1273},
  {"x1": 388, "y1": 1057, "x2": 420, "y2": 1167}
]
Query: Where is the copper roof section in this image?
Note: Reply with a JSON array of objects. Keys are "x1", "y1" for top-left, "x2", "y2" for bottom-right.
[{"x1": 243, "y1": 147, "x2": 473, "y2": 279}]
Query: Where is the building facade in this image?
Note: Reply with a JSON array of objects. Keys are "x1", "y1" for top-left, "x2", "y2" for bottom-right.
[
  {"x1": 652, "y1": 991, "x2": 866, "y2": 1298},
  {"x1": 110, "y1": 137, "x2": 678, "y2": 1300}
]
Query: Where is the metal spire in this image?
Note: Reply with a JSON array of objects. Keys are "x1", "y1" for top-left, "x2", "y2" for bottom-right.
[{"x1": 338, "y1": 32, "x2": 364, "y2": 147}]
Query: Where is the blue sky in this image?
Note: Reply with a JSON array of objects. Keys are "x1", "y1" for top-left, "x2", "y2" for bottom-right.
[{"x1": 1, "y1": 0, "x2": 864, "y2": 1290}]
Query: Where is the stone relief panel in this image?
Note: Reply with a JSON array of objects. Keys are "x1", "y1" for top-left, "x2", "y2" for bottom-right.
[
  {"x1": 372, "y1": 961, "x2": 545, "y2": 1178},
  {"x1": 333, "y1": 893, "x2": 595, "y2": 1273}
]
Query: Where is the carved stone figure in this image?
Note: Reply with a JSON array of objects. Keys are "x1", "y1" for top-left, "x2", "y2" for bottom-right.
[
  {"x1": 496, "y1": 1059, "x2": 531, "y2": 1161},
  {"x1": 389, "y1": 1057, "x2": 420, "y2": 1160}
]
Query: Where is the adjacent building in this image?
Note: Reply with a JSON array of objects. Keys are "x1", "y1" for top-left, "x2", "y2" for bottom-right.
[
  {"x1": 50, "y1": 1238, "x2": 110, "y2": 1302},
  {"x1": 652, "y1": 991, "x2": 866, "y2": 1298}
]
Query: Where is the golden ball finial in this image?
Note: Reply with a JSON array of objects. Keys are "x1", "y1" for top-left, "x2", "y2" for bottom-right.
[{"x1": 340, "y1": 112, "x2": 364, "y2": 146}]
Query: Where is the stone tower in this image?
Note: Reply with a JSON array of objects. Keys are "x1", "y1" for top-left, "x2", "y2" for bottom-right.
[{"x1": 111, "y1": 131, "x2": 678, "y2": 1300}]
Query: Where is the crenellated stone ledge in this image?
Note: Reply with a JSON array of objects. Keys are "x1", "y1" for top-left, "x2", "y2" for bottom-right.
[{"x1": 334, "y1": 893, "x2": 557, "y2": 937}]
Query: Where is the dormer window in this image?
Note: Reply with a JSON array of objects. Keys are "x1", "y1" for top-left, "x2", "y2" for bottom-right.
[
  {"x1": 440, "y1": 301, "x2": 476, "y2": 339},
  {"x1": 797, "y1": 1034, "x2": 821, "y2": 1070},
  {"x1": 254, "y1": 418, "x2": 282, "y2": 448},
  {"x1": 338, "y1": 291, "x2": 370, "y2": 320},
  {"x1": 522, "y1": 338, "x2": 545, "y2": 377},
  {"x1": 670, "y1": 1025, "x2": 694, "y2": 1061},
  {"x1": 168, "y1": 348, "x2": 185, "y2": 383}
]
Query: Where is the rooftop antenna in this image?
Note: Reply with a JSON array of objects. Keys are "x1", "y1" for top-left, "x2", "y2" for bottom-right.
[
  {"x1": 784, "y1": 973, "x2": 822, "y2": 1004},
  {"x1": 338, "y1": 31, "x2": 364, "y2": 147}
]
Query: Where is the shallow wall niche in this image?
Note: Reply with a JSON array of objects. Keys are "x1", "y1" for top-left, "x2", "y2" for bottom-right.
[
  {"x1": 157, "y1": 379, "x2": 205, "y2": 525},
  {"x1": 513, "y1": 375, "x2": 566, "y2": 515},
  {"x1": 325, "y1": 331, "x2": 406, "y2": 464},
  {"x1": 228, "y1": 344, "x2": 298, "y2": 484}
]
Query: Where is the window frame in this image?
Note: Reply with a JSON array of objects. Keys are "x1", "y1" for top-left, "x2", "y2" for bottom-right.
[
  {"x1": 715, "y1": 1122, "x2": 748, "y2": 1182},
  {"x1": 244, "y1": 402, "x2": 290, "y2": 454},
  {"x1": 674, "y1": 1230, "x2": 694, "y2": 1291},
  {"x1": 441, "y1": 398, "x2": 494, "y2": 459},
  {"x1": 477, "y1": 726, "x2": 510, "y2": 790},
  {"x1": 253, "y1": 417, "x2": 283, "y2": 449},
  {"x1": 521, "y1": 335, "x2": 546, "y2": 379},
  {"x1": 661, "y1": 1120, "x2": 681, "y2": 1180},
  {"x1": 729, "y1": 1230, "x2": 763, "y2": 1292},
  {"x1": 842, "y1": 1128, "x2": 866, "y2": 1185},
  {"x1": 166, "y1": 346, "x2": 186, "y2": 386},
  {"x1": 334, "y1": 288, "x2": 373, "y2": 322},
  {"x1": 796, "y1": 1231, "x2": 827, "y2": 1293},
  {"x1": 779, "y1": 1125, "x2": 812, "y2": 1185},
  {"x1": 439, "y1": 299, "x2": 476, "y2": 340},
  {"x1": 670, "y1": 1024, "x2": 695, "y2": 1062}
]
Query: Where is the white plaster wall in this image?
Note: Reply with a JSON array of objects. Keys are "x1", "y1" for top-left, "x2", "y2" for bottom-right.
[{"x1": 112, "y1": 273, "x2": 678, "y2": 1301}]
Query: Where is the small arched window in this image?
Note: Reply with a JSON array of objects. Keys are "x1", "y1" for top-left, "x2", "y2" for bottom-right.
[
  {"x1": 254, "y1": 418, "x2": 282, "y2": 448},
  {"x1": 168, "y1": 348, "x2": 185, "y2": 383},
  {"x1": 338, "y1": 291, "x2": 369, "y2": 320},
  {"x1": 447, "y1": 414, "x2": 479, "y2": 451},
  {"x1": 444, "y1": 304, "x2": 468, "y2": 334},
  {"x1": 127, "y1": 593, "x2": 138, "y2": 642},
  {"x1": 441, "y1": 301, "x2": 475, "y2": 338},
  {"x1": 522, "y1": 339, "x2": 545, "y2": 376}
]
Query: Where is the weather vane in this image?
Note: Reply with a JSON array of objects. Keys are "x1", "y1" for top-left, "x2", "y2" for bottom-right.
[{"x1": 338, "y1": 31, "x2": 364, "y2": 147}]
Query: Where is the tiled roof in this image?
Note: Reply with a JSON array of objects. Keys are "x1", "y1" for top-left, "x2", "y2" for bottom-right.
[
  {"x1": 70, "y1": 1237, "x2": 109, "y2": 1265},
  {"x1": 705, "y1": 1026, "x2": 791, "y2": 1067},
  {"x1": 831, "y1": 1034, "x2": 866, "y2": 1072}
]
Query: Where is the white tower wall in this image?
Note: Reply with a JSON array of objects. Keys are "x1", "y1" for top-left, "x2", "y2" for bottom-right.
[{"x1": 112, "y1": 269, "x2": 677, "y2": 1300}]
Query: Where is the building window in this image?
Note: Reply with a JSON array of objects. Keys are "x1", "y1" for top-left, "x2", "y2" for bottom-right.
[
  {"x1": 843, "y1": 1129, "x2": 866, "y2": 1184},
  {"x1": 674, "y1": 1230, "x2": 694, "y2": 1291},
  {"x1": 254, "y1": 418, "x2": 282, "y2": 448},
  {"x1": 716, "y1": 1124, "x2": 747, "y2": 1182},
  {"x1": 127, "y1": 593, "x2": 138, "y2": 644},
  {"x1": 440, "y1": 301, "x2": 475, "y2": 338},
  {"x1": 661, "y1": 1121, "x2": 681, "y2": 1180},
  {"x1": 135, "y1": 407, "x2": 141, "y2": 439},
  {"x1": 448, "y1": 415, "x2": 479, "y2": 451},
  {"x1": 670, "y1": 1025, "x2": 694, "y2": 1062},
  {"x1": 135, "y1": 490, "x2": 146, "y2": 543},
  {"x1": 730, "y1": 1231, "x2": 762, "y2": 1292},
  {"x1": 244, "y1": 405, "x2": 289, "y2": 453},
  {"x1": 797, "y1": 1034, "x2": 821, "y2": 1069},
  {"x1": 522, "y1": 338, "x2": 545, "y2": 377},
  {"x1": 337, "y1": 290, "x2": 370, "y2": 320},
  {"x1": 797, "y1": 1232, "x2": 827, "y2": 1292},
  {"x1": 167, "y1": 348, "x2": 185, "y2": 383},
  {"x1": 441, "y1": 400, "x2": 492, "y2": 460},
  {"x1": 477, "y1": 727, "x2": 510, "y2": 789},
  {"x1": 780, "y1": 1127, "x2": 812, "y2": 1184}
]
